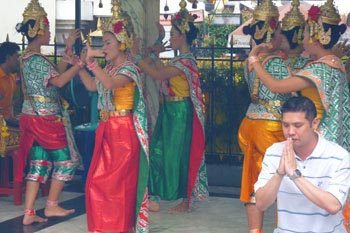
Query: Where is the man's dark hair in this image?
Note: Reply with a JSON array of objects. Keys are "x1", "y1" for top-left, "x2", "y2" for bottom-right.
[
  {"x1": 281, "y1": 96, "x2": 317, "y2": 122},
  {"x1": 0, "y1": 42, "x2": 20, "y2": 64}
]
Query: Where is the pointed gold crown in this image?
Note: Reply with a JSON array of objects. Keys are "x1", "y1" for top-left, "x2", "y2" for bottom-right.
[
  {"x1": 101, "y1": 0, "x2": 133, "y2": 49},
  {"x1": 89, "y1": 17, "x2": 103, "y2": 37},
  {"x1": 253, "y1": 0, "x2": 279, "y2": 22},
  {"x1": 171, "y1": 0, "x2": 197, "y2": 34},
  {"x1": 319, "y1": 0, "x2": 341, "y2": 25},
  {"x1": 21, "y1": 0, "x2": 48, "y2": 38},
  {"x1": 251, "y1": 0, "x2": 279, "y2": 43},
  {"x1": 281, "y1": 0, "x2": 305, "y2": 31}
]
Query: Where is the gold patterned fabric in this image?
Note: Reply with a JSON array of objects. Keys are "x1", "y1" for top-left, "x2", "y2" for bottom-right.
[
  {"x1": 112, "y1": 82, "x2": 135, "y2": 111},
  {"x1": 169, "y1": 74, "x2": 190, "y2": 97},
  {"x1": 238, "y1": 117, "x2": 284, "y2": 203},
  {"x1": 300, "y1": 87, "x2": 324, "y2": 120}
]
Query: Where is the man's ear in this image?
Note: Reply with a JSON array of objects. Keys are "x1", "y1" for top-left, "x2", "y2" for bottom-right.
[{"x1": 312, "y1": 117, "x2": 320, "y2": 131}]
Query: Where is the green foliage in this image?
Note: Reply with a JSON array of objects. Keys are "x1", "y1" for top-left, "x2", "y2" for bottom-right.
[
  {"x1": 196, "y1": 59, "x2": 249, "y2": 160},
  {"x1": 197, "y1": 21, "x2": 236, "y2": 57}
]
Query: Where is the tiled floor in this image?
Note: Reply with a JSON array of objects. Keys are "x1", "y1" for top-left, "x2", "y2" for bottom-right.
[{"x1": 0, "y1": 180, "x2": 276, "y2": 233}]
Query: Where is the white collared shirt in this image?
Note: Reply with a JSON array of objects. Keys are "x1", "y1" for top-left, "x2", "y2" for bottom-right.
[{"x1": 255, "y1": 135, "x2": 350, "y2": 233}]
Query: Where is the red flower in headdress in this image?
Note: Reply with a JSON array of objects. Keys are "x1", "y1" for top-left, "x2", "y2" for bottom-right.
[
  {"x1": 175, "y1": 13, "x2": 182, "y2": 20},
  {"x1": 43, "y1": 17, "x2": 49, "y2": 26},
  {"x1": 308, "y1": 5, "x2": 321, "y2": 21},
  {"x1": 269, "y1": 18, "x2": 278, "y2": 30},
  {"x1": 113, "y1": 21, "x2": 124, "y2": 34}
]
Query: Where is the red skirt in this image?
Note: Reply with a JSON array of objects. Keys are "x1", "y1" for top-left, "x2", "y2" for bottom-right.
[
  {"x1": 85, "y1": 115, "x2": 140, "y2": 232},
  {"x1": 15, "y1": 114, "x2": 68, "y2": 182}
]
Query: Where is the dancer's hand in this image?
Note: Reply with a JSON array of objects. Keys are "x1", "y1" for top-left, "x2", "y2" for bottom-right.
[
  {"x1": 332, "y1": 39, "x2": 350, "y2": 58},
  {"x1": 63, "y1": 29, "x2": 80, "y2": 55},
  {"x1": 148, "y1": 42, "x2": 166, "y2": 56},
  {"x1": 62, "y1": 52, "x2": 75, "y2": 65},
  {"x1": 249, "y1": 43, "x2": 273, "y2": 57},
  {"x1": 131, "y1": 36, "x2": 142, "y2": 57}
]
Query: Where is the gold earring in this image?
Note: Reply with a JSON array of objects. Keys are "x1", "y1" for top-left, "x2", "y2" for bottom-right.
[
  {"x1": 319, "y1": 27, "x2": 331, "y2": 45},
  {"x1": 254, "y1": 24, "x2": 266, "y2": 40},
  {"x1": 119, "y1": 43, "x2": 126, "y2": 51}
]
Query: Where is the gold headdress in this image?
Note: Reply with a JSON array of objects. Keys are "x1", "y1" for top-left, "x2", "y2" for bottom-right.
[
  {"x1": 171, "y1": 0, "x2": 197, "y2": 34},
  {"x1": 308, "y1": 0, "x2": 341, "y2": 45},
  {"x1": 21, "y1": 0, "x2": 48, "y2": 38},
  {"x1": 101, "y1": 0, "x2": 133, "y2": 50},
  {"x1": 281, "y1": 0, "x2": 305, "y2": 44},
  {"x1": 252, "y1": 0, "x2": 279, "y2": 43}
]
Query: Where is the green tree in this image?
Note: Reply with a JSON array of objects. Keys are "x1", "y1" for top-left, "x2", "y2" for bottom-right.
[{"x1": 197, "y1": 20, "x2": 236, "y2": 57}]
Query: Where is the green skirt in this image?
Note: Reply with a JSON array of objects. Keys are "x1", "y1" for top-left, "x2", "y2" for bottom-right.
[{"x1": 149, "y1": 99, "x2": 193, "y2": 200}]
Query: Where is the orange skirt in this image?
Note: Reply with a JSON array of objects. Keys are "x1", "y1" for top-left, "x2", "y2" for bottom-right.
[
  {"x1": 238, "y1": 117, "x2": 284, "y2": 203},
  {"x1": 344, "y1": 198, "x2": 350, "y2": 233},
  {"x1": 85, "y1": 115, "x2": 140, "y2": 232}
]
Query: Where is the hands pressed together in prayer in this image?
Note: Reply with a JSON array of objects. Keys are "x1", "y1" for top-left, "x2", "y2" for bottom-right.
[{"x1": 277, "y1": 138, "x2": 297, "y2": 177}]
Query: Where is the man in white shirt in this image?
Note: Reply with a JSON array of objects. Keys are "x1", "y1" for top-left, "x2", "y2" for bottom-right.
[{"x1": 255, "y1": 96, "x2": 350, "y2": 233}]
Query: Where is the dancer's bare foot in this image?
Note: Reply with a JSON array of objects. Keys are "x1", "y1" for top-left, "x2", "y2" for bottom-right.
[
  {"x1": 44, "y1": 205, "x2": 75, "y2": 217},
  {"x1": 168, "y1": 201, "x2": 188, "y2": 214},
  {"x1": 149, "y1": 200, "x2": 160, "y2": 212},
  {"x1": 22, "y1": 209, "x2": 48, "y2": 225}
]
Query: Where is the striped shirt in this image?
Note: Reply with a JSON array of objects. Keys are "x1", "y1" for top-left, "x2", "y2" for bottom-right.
[{"x1": 255, "y1": 135, "x2": 350, "y2": 233}]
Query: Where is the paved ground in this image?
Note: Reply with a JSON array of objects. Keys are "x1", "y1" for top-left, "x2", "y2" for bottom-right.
[{"x1": 0, "y1": 178, "x2": 276, "y2": 233}]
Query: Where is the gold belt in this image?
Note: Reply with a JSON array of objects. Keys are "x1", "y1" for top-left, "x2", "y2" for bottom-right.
[
  {"x1": 99, "y1": 109, "x2": 132, "y2": 122},
  {"x1": 25, "y1": 95, "x2": 57, "y2": 103},
  {"x1": 164, "y1": 96, "x2": 189, "y2": 102}
]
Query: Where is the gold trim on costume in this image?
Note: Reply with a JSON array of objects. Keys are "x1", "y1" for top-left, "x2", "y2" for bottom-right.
[
  {"x1": 99, "y1": 109, "x2": 133, "y2": 122},
  {"x1": 24, "y1": 95, "x2": 56, "y2": 104},
  {"x1": 164, "y1": 96, "x2": 190, "y2": 102}
]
